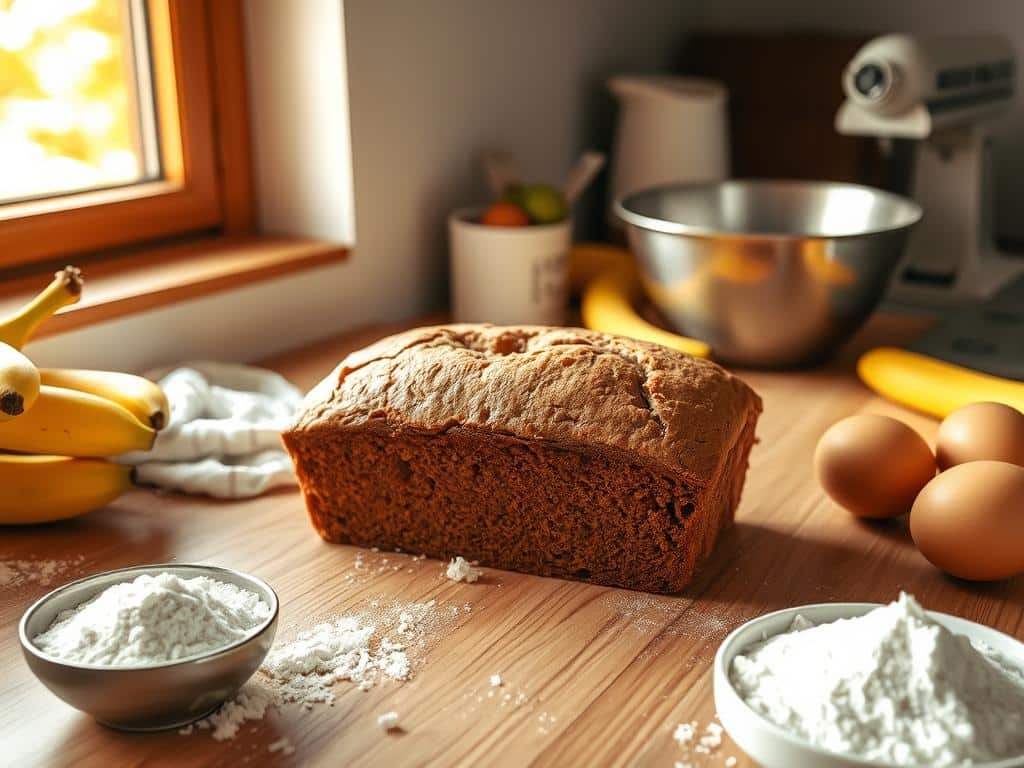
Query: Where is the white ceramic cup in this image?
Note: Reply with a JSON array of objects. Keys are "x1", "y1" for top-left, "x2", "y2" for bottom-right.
[{"x1": 449, "y1": 207, "x2": 571, "y2": 326}]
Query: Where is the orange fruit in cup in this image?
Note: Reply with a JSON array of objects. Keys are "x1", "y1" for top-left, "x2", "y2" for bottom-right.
[{"x1": 481, "y1": 202, "x2": 530, "y2": 227}]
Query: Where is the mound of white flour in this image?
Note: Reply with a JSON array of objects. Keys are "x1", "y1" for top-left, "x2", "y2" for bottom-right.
[
  {"x1": 33, "y1": 572, "x2": 271, "y2": 666},
  {"x1": 730, "y1": 592, "x2": 1024, "y2": 766}
]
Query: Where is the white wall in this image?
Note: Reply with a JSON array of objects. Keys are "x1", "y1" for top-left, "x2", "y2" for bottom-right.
[
  {"x1": 694, "y1": 0, "x2": 1024, "y2": 241},
  {"x1": 343, "y1": 0, "x2": 701, "y2": 310},
  {"x1": 27, "y1": 0, "x2": 698, "y2": 373}
]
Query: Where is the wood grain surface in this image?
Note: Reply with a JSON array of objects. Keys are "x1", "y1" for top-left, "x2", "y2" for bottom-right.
[{"x1": 2, "y1": 313, "x2": 1021, "y2": 768}]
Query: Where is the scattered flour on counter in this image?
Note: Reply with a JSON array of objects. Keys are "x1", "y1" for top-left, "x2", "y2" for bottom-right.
[
  {"x1": 262, "y1": 616, "x2": 413, "y2": 705},
  {"x1": 182, "y1": 596, "x2": 457, "y2": 741},
  {"x1": 260, "y1": 596, "x2": 447, "y2": 706},
  {"x1": 32, "y1": 572, "x2": 271, "y2": 665},
  {"x1": 376, "y1": 711, "x2": 401, "y2": 731},
  {"x1": 489, "y1": 673, "x2": 502, "y2": 687},
  {"x1": 730, "y1": 592, "x2": 1024, "y2": 767},
  {"x1": 445, "y1": 556, "x2": 482, "y2": 583},
  {"x1": 203, "y1": 684, "x2": 275, "y2": 741},
  {"x1": 0, "y1": 556, "x2": 85, "y2": 589},
  {"x1": 674, "y1": 719, "x2": 728, "y2": 762}
]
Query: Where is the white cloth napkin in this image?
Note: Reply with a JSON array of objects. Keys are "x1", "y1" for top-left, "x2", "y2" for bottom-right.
[{"x1": 119, "y1": 361, "x2": 302, "y2": 499}]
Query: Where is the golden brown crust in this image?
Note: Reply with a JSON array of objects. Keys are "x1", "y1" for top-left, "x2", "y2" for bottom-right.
[{"x1": 289, "y1": 324, "x2": 762, "y2": 488}]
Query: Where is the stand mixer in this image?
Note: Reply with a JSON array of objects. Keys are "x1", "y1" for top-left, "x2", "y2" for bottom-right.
[
  {"x1": 838, "y1": 35, "x2": 1024, "y2": 416},
  {"x1": 836, "y1": 34, "x2": 1022, "y2": 307}
]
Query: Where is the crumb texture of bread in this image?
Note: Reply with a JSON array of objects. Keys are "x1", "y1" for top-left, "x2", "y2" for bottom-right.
[{"x1": 284, "y1": 324, "x2": 762, "y2": 593}]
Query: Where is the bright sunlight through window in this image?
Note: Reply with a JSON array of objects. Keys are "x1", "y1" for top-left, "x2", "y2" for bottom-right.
[{"x1": 0, "y1": 0, "x2": 159, "y2": 205}]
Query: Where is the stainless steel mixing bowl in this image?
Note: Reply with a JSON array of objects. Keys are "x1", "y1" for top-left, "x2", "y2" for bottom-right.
[
  {"x1": 615, "y1": 180, "x2": 923, "y2": 367},
  {"x1": 19, "y1": 563, "x2": 278, "y2": 731}
]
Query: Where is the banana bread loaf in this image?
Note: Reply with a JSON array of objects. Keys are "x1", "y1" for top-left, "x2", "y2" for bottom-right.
[{"x1": 283, "y1": 324, "x2": 761, "y2": 593}]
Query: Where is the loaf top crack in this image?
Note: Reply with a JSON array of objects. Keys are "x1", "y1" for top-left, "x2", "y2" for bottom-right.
[{"x1": 289, "y1": 325, "x2": 762, "y2": 488}]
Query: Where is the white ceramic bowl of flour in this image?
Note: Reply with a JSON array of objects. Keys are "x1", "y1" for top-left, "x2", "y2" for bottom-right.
[
  {"x1": 714, "y1": 601, "x2": 1024, "y2": 768},
  {"x1": 19, "y1": 563, "x2": 278, "y2": 731}
]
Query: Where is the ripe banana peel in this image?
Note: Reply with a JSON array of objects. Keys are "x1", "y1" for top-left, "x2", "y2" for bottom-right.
[
  {"x1": 0, "y1": 384, "x2": 155, "y2": 456},
  {"x1": 0, "y1": 266, "x2": 83, "y2": 350},
  {"x1": 570, "y1": 243, "x2": 711, "y2": 359},
  {"x1": 0, "y1": 454, "x2": 132, "y2": 524},
  {"x1": 41, "y1": 368, "x2": 170, "y2": 430},
  {"x1": 0, "y1": 342, "x2": 40, "y2": 420}
]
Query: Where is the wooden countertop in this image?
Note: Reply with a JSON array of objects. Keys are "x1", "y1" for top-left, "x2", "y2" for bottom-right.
[{"x1": 3, "y1": 314, "x2": 1022, "y2": 768}]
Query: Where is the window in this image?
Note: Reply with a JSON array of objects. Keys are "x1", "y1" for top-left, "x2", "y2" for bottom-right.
[
  {"x1": 0, "y1": 0, "x2": 253, "y2": 268},
  {"x1": 0, "y1": 0, "x2": 158, "y2": 203}
]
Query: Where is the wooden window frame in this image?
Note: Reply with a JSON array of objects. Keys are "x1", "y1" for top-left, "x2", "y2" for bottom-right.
[
  {"x1": 0, "y1": 0, "x2": 348, "y2": 334},
  {"x1": 0, "y1": 0, "x2": 255, "y2": 268}
]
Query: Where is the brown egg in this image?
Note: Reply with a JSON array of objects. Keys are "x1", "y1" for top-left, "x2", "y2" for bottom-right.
[
  {"x1": 936, "y1": 401, "x2": 1024, "y2": 470},
  {"x1": 910, "y1": 460, "x2": 1024, "y2": 580},
  {"x1": 814, "y1": 414, "x2": 936, "y2": 518}
]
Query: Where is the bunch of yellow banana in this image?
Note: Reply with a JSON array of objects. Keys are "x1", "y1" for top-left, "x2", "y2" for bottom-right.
[{"x1": 0, "y1": 267, "x2": 169, "y2": 524}]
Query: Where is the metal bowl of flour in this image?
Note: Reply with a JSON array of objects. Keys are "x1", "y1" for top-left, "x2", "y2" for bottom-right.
[
  {"x1": 713, "y1": 602, "x2": 1024, "y2": 768},
  {"x1": 19, "y1": 563, "x2": 278, "y2": 731}
]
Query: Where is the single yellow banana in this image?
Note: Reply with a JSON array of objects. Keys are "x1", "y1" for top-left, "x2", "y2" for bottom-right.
[
  {"x1": 568, "y1": 242, "x2": 634, "y2": 291},
  {"x1": 858, "y1": 347, "x2": 1024, "y2": 419},
  {"x1": 40, "y1": 368, "x2": 170, "y2": 430},
  {"x1": 0, "y1": 266, "x2": 83, "y2": 349},
  {"x1": 0, "y1": 454, "x2": 133, "y2": 524},
  {"x1": 0, "y1": 342, "x2": 40, "y2": 420},
  {"x1": 0, "y1": 384, "x2": 155, "y2": 456},
  {"x1": 572, "y1": 244, "x2": 711, "y2": 359}
]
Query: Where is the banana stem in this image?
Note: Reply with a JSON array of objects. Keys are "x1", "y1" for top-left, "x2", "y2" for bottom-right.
[{"x1": 0, "y1": 266, "x2": 83, "y2": 349}]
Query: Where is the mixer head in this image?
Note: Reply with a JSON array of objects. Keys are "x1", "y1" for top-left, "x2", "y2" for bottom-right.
[{"x1": 836, "y1": 34, "x2": 1015, "y2": 139}]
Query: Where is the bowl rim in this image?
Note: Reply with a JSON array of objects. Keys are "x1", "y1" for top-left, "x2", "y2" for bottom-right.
[
  {"x1": 713, "y1": 601, "x2": 1024, "y2": 768},
  {"x1": 19, "y1": 562, "x2": 280, "y2": 672},
  {"x1": 614, "y1": 179, "x2": 924, "y2": 241}
]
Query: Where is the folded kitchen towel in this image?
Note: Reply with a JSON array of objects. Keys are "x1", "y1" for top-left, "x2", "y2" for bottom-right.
[{"x1": 119, "y1": 361, "x2": 302, "y2": 499}]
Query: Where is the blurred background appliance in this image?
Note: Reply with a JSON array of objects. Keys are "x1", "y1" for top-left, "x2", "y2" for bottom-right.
[{"x1": 837, "y1": 34, "x2": 1022, "y2": 306}]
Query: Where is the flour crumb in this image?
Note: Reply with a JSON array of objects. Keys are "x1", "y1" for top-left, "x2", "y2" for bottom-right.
[
  {"x1": 537, "y1": 710, "x2": 557, "y2": 733},
  {"x1": 730, "y1": 592, "x2": 1024, "y2": 766},
  {"x1": 700, "y1": 722, "x2": 723, "y2": 750},
  {"x1": 446, "y1": 556, "x2": 482, "y2": 583},
  {"x1": 268, "y1": 737, "x2": 295, "y2": 755},
  {"x1": 490, "y1": 673, "x2": 502, "y2": 687},
  {"x1": 725, "y1": 757, "x2": 737, "y2": 767},
  {"x1": 377, "y1": 711, "x2": 401, "y2": 731},
  {"x1": 673, "y1": 721, "x2": 696, "y2": 745}
]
